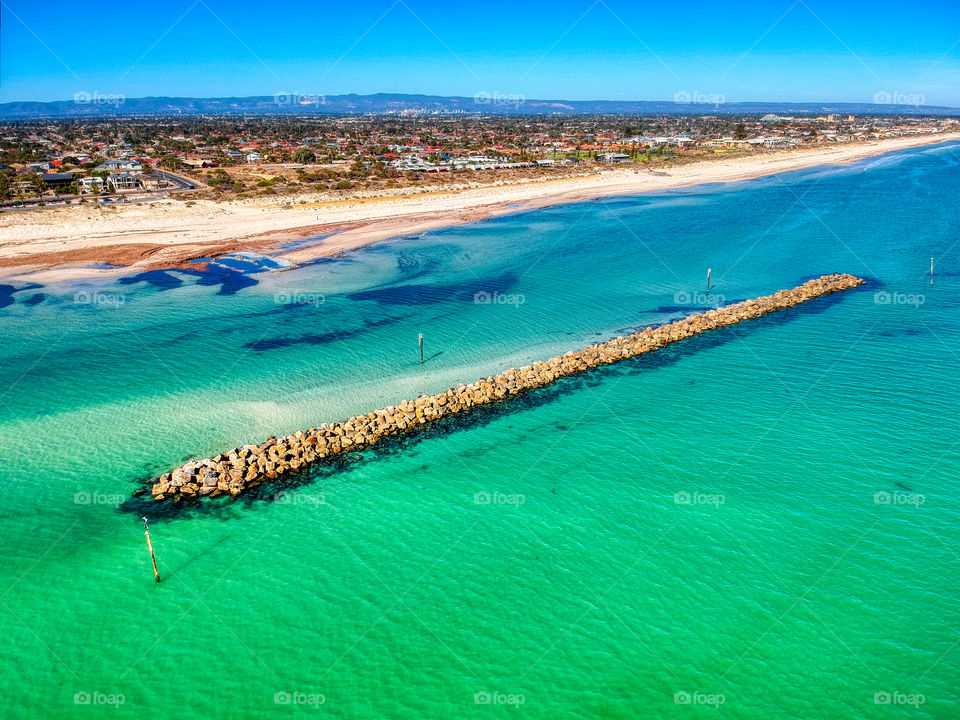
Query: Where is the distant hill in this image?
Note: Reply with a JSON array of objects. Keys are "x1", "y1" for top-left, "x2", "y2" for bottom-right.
[{"x1": 0, "y1": 93, "x2": 957, "y2": 119}]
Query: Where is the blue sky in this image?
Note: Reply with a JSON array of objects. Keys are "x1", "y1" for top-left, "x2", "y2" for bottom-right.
[{"x1": 2, "y1": 0, "x2": 959, "y2": 105}]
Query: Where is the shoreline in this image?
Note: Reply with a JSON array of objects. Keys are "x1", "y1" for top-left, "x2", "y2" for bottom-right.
[{"x1": 1, "y1": 133, "x2": 957, "y2": 286}]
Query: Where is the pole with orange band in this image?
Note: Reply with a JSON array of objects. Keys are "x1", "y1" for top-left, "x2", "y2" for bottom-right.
[{"x1": 142, "y1": 517, "x2": 160, "y2": 582}]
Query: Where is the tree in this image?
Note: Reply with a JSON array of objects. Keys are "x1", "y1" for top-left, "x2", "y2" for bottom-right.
[
  {"x1": 25, "y1": 173, "x2": 45, "y2": 199},
  {"x1": 292, "y1": 148, "x2": 316, "y2": 164},
  {"x1": 207, "y1": 169, "x2": 231, "y2": 187},
  {"x1": 348, "y1": 158, "x2": 366, "y2": 177},
  {"x1": 159, "y1": 154, "x2": 181, "y2": 171},
  {"x1": 0, "y1": 172, "x2": 10, "y2": 201},
  {"x1": 734, "y1": 123, "x2": 747, "y2": 140},
  {"x1": 267, "y1": 149, "x2": 291, "y2": 163}
]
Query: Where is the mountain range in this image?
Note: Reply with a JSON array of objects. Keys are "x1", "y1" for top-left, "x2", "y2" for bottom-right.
[{"x1": 1, "y1": 93, "x2": 956, "y2": 119}]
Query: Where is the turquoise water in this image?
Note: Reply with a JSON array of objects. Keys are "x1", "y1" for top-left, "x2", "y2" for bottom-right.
[{"x1": 1, "y1": 142, "x2": 959, "y2": 718}]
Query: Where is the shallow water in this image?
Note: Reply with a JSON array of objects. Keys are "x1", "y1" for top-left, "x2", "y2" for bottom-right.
[{"x1": 1, "y1": 142, "x2": 959, "y2": 718}]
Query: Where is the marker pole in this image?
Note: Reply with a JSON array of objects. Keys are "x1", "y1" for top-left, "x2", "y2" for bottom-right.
[
  {"x1": 142, "y1": 517, "x2": 160, "y2": 583},
  {"x1": 418, "y1": 333, "x2": 424, "y2": 364}
]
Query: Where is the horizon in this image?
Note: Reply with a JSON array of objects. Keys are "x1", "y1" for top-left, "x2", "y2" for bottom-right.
[
  {"x1": 3, "y1": 90, "x2": 960, "y2": 111},
  {"x1": 2, "y1": 0, "x2": 959, "y2": 106}
]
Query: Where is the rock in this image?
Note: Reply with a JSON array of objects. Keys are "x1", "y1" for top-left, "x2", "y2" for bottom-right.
[{"x1": 149, "y1": 274, "x2": 864, "y2": 502}]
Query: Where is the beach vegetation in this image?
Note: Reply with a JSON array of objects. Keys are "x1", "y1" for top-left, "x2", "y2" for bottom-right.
[
  {"x1": 207, "y1": 169, "x2": 231, "y2": 187},
  {"x1": 292, "y1": 149, "x2": 316, "y2": 164}
]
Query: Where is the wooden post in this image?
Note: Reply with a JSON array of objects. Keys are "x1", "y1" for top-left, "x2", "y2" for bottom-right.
[
  {"x1": 930, "y1": 257, "x2": 934, "y2": 285},
  {"x1": 418, "y1": 333, "x2": 424, "y2": 364},
  {"x1": 706, "y1": 268, "x2": 712, "y2": 295},
  {"x1": 142, "y1": 517, "x2": 160, "y2": 583}
]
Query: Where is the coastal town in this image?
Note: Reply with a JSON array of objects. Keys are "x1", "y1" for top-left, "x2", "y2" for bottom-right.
[{"x1": 1, "y1": 112, "x2": 955, "y2": 207}]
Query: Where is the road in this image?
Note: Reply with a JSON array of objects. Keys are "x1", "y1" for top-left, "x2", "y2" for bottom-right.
[{"x1": 152, "y1": 169, "x2": 198, "y2": 190}]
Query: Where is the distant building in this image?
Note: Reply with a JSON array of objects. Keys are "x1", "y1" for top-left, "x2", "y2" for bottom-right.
[
  {"x1": 183, "y1": 158, "x2": 218, "y2": 168},
  {"x1": 392, "y1": 154, "x2": 436, "y2": 171},
  {"x1": 41, "y1": 172, "x2": 74, "y2": 188},
  {"x1": 97, "y1": 160, "x2": 143, "y2": 173},
  {"x1": 596, "y1": 153, "x2": 631, "y2": 163},
  {"x1": 707, "y1": 138, "x2": 750, "y2": 148},
  {"x1": 79, "y1": 176, "x2": 105, "y2": 193},
  {"x1": 761, "y1": 137, "x2": 796, "y2": 147},
  {"x1": 246, "y1": 152, "x2": 262, "y2": 164},
  {"x1": 108, "y1": 173, "x2": 139, "y2": 191}
]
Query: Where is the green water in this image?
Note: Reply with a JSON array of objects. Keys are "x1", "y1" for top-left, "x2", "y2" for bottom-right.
[{"x1": 1, "y1": 143, "x2": 959, "y2": 718}]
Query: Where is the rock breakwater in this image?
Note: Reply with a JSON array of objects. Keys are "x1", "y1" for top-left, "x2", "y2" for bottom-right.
[{"x1": 149, "y1": 273, "x2": 864, "y2": 502}]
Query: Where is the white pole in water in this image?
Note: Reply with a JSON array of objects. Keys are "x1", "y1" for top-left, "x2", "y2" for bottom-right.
[
  {"x1": 930, "y1": 257, "x2": 934, "y2": 285},
  {"x1": 418, "y1": 333, "x2": 424, "y2": 364},
  {"x1": 706, "y1": 268, "x2": 712, "y2": 294},
  {"x1": 142, "y1": 517, "x2": 160, "y2": 583}
]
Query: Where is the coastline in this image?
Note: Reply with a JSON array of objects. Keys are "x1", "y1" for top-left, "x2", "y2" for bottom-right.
[{"x1": 1, "y1": 133, "x2": 957, "y2": 286}]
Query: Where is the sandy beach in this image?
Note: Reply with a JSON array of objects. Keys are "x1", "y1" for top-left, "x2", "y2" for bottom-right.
[{"x1": 1, "y1": 132, "x2": 956, "y2": 285}]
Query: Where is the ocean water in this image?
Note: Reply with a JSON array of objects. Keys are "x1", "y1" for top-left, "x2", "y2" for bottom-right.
[{"x1": 1, "y1": 142, "x2": 959, "y2": 718}]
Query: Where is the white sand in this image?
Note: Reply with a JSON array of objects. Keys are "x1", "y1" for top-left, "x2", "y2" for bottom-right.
[{"x1": 1, "y1": 133, "x2": 956, "y2": 284}]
